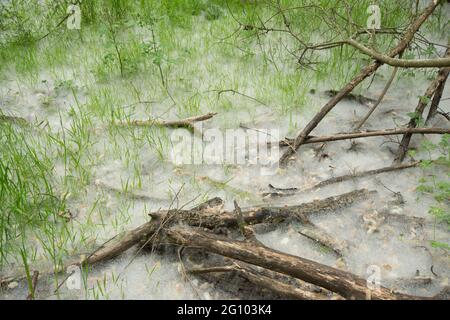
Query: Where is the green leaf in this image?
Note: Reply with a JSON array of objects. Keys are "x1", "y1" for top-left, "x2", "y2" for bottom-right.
[{"x1": 419, "y1": 95, "x2": 431, "y2": 105}]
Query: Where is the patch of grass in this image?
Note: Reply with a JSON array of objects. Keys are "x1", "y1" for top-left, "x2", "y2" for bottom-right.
[
  {"x1": 0, "y1": 122, "x2": 66, "y2": 267},
  {"x1": 415, "y1": 134, "x2": 450, "y2": 249}
]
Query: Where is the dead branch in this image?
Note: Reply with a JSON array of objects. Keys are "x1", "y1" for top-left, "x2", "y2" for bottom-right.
[
  {"x1": 306, "y1": 161, "x2": 420, "y2": 191},
  {"x1": 114, "y1": 112, "x2": 217, "y2": 130},
  {"x1": 94, "y1": 180, "x2": 166, "y2": 202},
  {"x1": 80, "y1": 220, "x2": 160, "y2": 266},
  {"x1": 188, "y1": 262, "x2": 336, "y2": 300},
  {"x1": 150, "y1": 189, "x2": 373, "y2": 231},
  {"x1": 298, "y1": 222, "x2": 348, "y2": 257},
  {"x1": 3, "y1": 192, "x2": 369, "y2": 287},
  {"x1": 165, "y1": 225, "x2": 414, "y2": 300},
  {"x1": 278, "y1": 1, "x2": 441, "y2": 166},
  {"x1": 380, "y1": 211, "x2": 426, "y2": 226},
  {"x1": 3, "y1": 192, "x2": 440, "y2": 300}
]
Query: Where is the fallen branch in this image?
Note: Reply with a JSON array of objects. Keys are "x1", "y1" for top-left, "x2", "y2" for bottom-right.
[
  {"x1": 380, "y1": 211, "x2": 426, "y2": 226},
  {"x1": 114, "y1": 112, "x2": 217, "y2": 131},
  {"x1": 278, "y1": 1, "x2": 440, "y2": 166},
  {"x1": 149, "y1": 189, "x2": 373, "y2": 231},
  {"x1": 188, "y1": 263, "x2": 335, "y2": 300},
  {"x1": 165, "y1": 225, "x2": 413, "y2": 300},
  {"x1": 263, "y1": 162, "x2": 419, "y2": 198},
  {"x1": 305, "y1": 161, "x2": 420, "y2": 191},
  {"x1": 298, "y1": 222, "x2": 348, "y2": 257},
  {"x1": 80, "y1": 220, "x2": 160, "y2": 266},
  {"x1": 94, "y1": 180, "x2": 166, "y2": 202},
  {"x1": 4, "y1": 190, "x2": 369, "y2": 288}
]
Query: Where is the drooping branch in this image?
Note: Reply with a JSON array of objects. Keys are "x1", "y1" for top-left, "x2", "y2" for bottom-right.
[
  {"x1": 114, "y1": 112, "x2": 217, "y2": 131},
  {"x1": 346, "y1": 38, "x2": 450, "y2": 68}
]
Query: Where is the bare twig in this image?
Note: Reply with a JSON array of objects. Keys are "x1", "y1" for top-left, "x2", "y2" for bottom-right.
[{"x1": 355, "y1": 65, "x2": 399, "y2": 130}]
